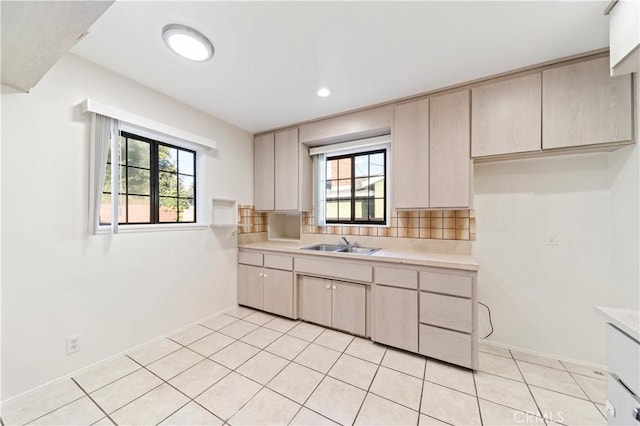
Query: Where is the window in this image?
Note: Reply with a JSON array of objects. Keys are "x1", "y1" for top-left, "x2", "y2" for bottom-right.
[
  {"x1": 325, "y1": 149, "x2": 386, "y2": 225},
  {"x1": 101, "y1": 132, "x2": 196, "y2": 225}
]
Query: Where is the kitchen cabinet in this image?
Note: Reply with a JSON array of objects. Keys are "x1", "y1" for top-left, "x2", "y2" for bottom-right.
[
  {"x1": 298, "y1": 276, "x2": 366, "y2": 336},
  {"x1": 238, "y1": 251, "x2": 294, "y2": 318},
  {"x1": 253, "y1": 128, "x2": 312, "y2": 212},
  {"x1": 607, "y1": 0, "x2": 640, "y2": 76},
  {"x1": 254, "y1": 133, "x2": 275, "y2": 211},
  {"x1": 392, "y1": 92, "x2": 471, "y2": 210},
  {"x1": 542, "y1": 56, "x2": 633, "y2": 150},
  {"x1": 418, "y1": 269, "x2": 477, "y2": 369},
  {"x1": 392, "y1": 99, "x2": 430, "y2": 209},
  {"x1": 429, "y1": 90, "x2": 471, "y2": 208},
  {"x1": 471, "y1": 73, "x2": 542, "y2": 158}
]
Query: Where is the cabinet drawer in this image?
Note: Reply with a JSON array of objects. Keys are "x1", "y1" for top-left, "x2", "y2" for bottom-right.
[
  {"x1": 420, "y1": 292, "x2": 472, "y2": 333},
  {"x1": 375, "y1": 267, "x2": 417, "y2": 290},
  {"x1": 295, "y1": 257, "x2": 373, "y2": 283},
  {"x1": 607, "y1": 374, "x2": 640, "y2": 426},
  {"x1": 419, "y1": 324, "x2": 472, "y2": 369},
  {"x1": 607, "y1": 324, "x2": 639, "y2": 396},
  {"x1": 238, "y1": 251, "x2": 263, "y2": 267},
  {"x1": 264, "y1": 254, "x2": 293, "y2": 271},
  {"x1": 420, "y1": 271, "x2": 472, "y2": 297}
]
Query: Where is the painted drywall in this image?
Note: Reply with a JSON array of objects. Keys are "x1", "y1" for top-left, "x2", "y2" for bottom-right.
[
  {"x1": 473, "y1": 143, "x2": 639, "y2": 364},
  {"x1": 1, "y1": 53, "x2": 253, "y2": 400}
]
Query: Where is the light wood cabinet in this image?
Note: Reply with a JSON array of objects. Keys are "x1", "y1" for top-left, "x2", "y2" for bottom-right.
[
  {"x1": 471, "y1": 73, "x2": 542, "y2": 158},
  {"x1": 373, "y1": 284, "x2": 418, "y2": 352},
  {"x1": 298, "y1": 276, "x2": 366, "y2": 336},
  {"x1": 392, "y1": 92, "x2": 471, "y2": 210},
  {"x1": 429, "y1": 90, "x2": 471, "y2": 208},
  {"x1": 392, "y1": 99, "x2": 430, "y2": 209},
  {"x1": 253, "y1": 128, "x2": 312, "y2": 212},
  {"x1": 238, "y1": 251, "x2": 294, "y2": 318},
  {"x1": 254, "y1": 133, "x2": 274, "y2": 211},
  {"x1": 608, "y1": 0, "x2": 640, "y2": 76},
  {"x1": 238, "y1": 264, "x2": 264, "y2": 310},
  {"x1": 542, "y1": 56, "x2": 633, "y2": 149}
]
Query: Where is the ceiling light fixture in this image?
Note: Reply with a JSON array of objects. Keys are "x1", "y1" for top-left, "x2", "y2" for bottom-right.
[
  {"x1": 317, "y1": 88, "x2": 331, "y2": 97},
  {"x1": 162, "y1": 24, "x2": 214, "y2": 62}
]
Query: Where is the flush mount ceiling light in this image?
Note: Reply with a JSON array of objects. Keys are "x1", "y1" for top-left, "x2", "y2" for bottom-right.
[
  {"x1": 317, "y1": 87, "x2": 331, "y2": 97},
  {"x1": 162, "y1": 24, "x2": 214, "y2": 62}
]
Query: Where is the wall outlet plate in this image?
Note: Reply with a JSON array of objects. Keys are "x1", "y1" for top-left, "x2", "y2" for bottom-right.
[{"x1": 66, "y1": 334, "x2": 81, "y2": 354}]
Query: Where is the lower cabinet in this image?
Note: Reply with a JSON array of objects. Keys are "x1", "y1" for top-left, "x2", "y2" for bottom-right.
[
  {"x1": 372, "y1": 285, "x2": 418, "y2": 352},
  {"x1": 299, "y1": 276, "x2": 366, "y2": 336},
  {"x1": 238, "y1": 257, "x2": 294, "y2": 318}
]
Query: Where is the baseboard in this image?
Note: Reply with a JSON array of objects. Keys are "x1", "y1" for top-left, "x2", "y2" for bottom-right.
[
  {"x1": 0, "y1": 305, "x2": 236, "y2": 406},
  {"x1": 480, "y1": 339, "x2": 608, "y2": 371}
]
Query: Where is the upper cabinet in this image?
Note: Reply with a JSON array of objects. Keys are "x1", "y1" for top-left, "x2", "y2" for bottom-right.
[
  {"x1": 542, "y1": 57, "x2": 633, "y2": 150},
  {"x1": 392, "y1": 92, "x2": 472, "y2": 210},
  {"x1": 607, "y1": 0, "x2": 640, "y2": 76},
  {"x1": 254, "y1": 133, "x2": 275, "y2": 211},
  {"x1": 429, "y1": 90, "x2": 471, "y2": 208},
  {"x1": 254, "y1": 128, "x2": 312, "y2": 212},
  {"x1": 471, "y1": 73, "x2": 542, "y2": 158},
  {"x1": 393, "y1": 99, "x2": 430, "y2": 209}
]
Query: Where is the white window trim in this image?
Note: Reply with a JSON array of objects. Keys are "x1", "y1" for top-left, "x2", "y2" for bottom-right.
[
  {"x1": 84, "y1": 101, "x2": 213, "y2": 233},
  {"x1": 311, "y1": 135, "x2": 391, "y2": 227}
]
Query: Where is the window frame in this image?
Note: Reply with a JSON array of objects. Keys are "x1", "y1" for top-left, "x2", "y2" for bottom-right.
[
  {"x1": 324, "y1": 148, "x2": 387, "y2": 226},
  {"x1": 102, "y1": 131, "x2": 197, "y2": 226}
]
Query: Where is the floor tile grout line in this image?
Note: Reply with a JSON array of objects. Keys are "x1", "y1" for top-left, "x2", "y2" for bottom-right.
[
  {"x1": 70, "y1": 378, "x2": 118, "y2": 426},
  {"x1": 510, "y1": 350, "x2": 551, "y2": 426},
  {"x1": 352, "y1": 346, "x2": 388, "y2": 425},
  {"x1": 284, "y1": 327, "x2": 348, "y2": 425},
  {"x1": 472, "y1": 367, "x2": 484, "y2": 425},
  {"x1": 565, "y1": 370, "x2": 606, "y2": 408},
  {"x1": 416, "y1": 356, "x2": 428, "y2": 425},
  {"x1": 14, "y1": 385, "x2": 87, "y2": 426}
]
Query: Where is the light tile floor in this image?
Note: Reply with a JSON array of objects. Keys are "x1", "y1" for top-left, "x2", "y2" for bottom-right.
[{"x1": 1, "y1": 307, "x2": 607, "y2": 426}]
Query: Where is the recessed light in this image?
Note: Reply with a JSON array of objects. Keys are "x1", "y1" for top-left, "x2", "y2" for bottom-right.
[
  {"x1": 317, "y1": 88, "x2": 331, "y2": 97},
  {"x1": 162, "y1": 24, "x2": 214, "y2": 62}
]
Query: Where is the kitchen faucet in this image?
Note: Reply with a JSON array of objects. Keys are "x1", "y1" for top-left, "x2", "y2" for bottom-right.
[{"x1": 341, "y1": 236, "x2": 359, "y2": 247}]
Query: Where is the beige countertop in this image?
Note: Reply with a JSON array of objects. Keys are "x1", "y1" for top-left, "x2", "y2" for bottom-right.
[
  {"x1": 238, "y1": 241, "x2": 479, "y2": 271},
  {"x1": 595, "y1": 306, "x2": 640, "y2": 342}
]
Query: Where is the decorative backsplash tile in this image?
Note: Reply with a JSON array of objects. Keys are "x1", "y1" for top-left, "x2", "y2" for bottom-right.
[
  {"x1": 238, "y1": 205, "x2": 268, "y2": 234},
  {"x1": 301, "y1": 210, "x2": 475, "y2": 241},
  {"x1": 237, "y1": 205, "x2": 475, "y2": 241}
]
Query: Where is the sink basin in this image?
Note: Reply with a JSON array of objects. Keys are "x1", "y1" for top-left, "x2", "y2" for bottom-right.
[
  {"x1": 301, "y1": 244, "x2": 345, "y2": 251},
  {"x1": 300, "y1": 244, "x2": 380, "y2": 255},
  {"x1": 340, "y1": 246, "x2": 380, "y2": 255}
]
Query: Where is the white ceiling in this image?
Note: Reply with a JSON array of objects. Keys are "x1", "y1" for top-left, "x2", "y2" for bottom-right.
[{"x1": 72, "y1": 1, "x2": 609, "y2": 133}]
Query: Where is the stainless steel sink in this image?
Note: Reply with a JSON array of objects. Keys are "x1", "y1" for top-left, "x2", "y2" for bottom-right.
[
  {"x1": 340, "y1": 246, "x2": 380, "y2": 255},
  {"x1": 300, "y1": 244, "x2": 345, "y2": 252},
  {"x1": 300, "y1": 244, "x2": 380, "y2": 255}
]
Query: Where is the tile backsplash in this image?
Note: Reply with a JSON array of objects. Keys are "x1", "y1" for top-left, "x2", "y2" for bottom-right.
[{"x1": 238, "y1": 205, "x2": 475, "y2": 241}]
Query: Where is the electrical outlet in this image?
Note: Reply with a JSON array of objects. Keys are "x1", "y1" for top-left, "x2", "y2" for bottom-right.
[{"x1": 66, "y1": 334, "x2": 81, "y2": 354}]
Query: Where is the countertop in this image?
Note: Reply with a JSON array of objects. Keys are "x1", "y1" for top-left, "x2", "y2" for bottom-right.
[
  {"x1": 238, "y1": 241, "x2": 479, "y2": 271},
  {"x1": 595, "y1": 306, "x2": 640, "y2": 342}
]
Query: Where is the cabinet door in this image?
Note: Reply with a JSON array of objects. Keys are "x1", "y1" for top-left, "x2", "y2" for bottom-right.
[
  {"x1": 429, "y1": 90, "x2": 471, "y2": 208},
  {"x1": 542, "y1": 56, "x2": 633, "y2": 149},
  {"x1": 472, "y1": 73, "x2": 542, "y2": 157},
  {"x1": 331, "y1": 281, "x2": 366, "y2": 336},
  {"x1": 238, "y1": 264, "x2": 263, "y2": 310},
  {"x1": 274, "y1": 128, "x2": 299, "y2": 211},
  {"x1": 254, "y1": 133, "x2": 275, "y2": 211},
  {"x1": 263, "y1": 268, "x2": 294, "y2": 318},
  {"x1": 393, "y1": 99, "x2": 429, "y2": 209},
  {"x1": 372, "y1": 285, "x2": 418, "y2": 352},
  {"x1": 298, "y1": 276, "x2": 332, "y2": 327}
]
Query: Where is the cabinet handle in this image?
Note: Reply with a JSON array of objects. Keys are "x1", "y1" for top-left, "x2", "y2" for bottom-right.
[
  {"x1": 332, "y1": 285, "x2": 337, "y2": 290},
  {"x1": 258, "y1": 273, "x2": 263, "y2": 277},
  {"x1": 263, "y1": 274, "x2": 268, "y2": 278},
  {"x1": 325, "y1": 284, "x2": 331, "y2": 289}
]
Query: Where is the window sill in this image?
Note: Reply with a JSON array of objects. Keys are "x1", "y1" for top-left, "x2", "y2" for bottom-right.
[
  {"x1": 96, "y1": 223, "x2": 210, "y2": 234},
  {"x1": 324, "y1": 223, "x2": 389, "y2": 228}
]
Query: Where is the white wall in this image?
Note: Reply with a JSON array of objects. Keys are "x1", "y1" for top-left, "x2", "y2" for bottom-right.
[
  {"x1": 473, "y1": 143, "x2": 639, "y2": 365},
  {"x1": 1, "y1": 54, "x2": 254, "y2": 400}
]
